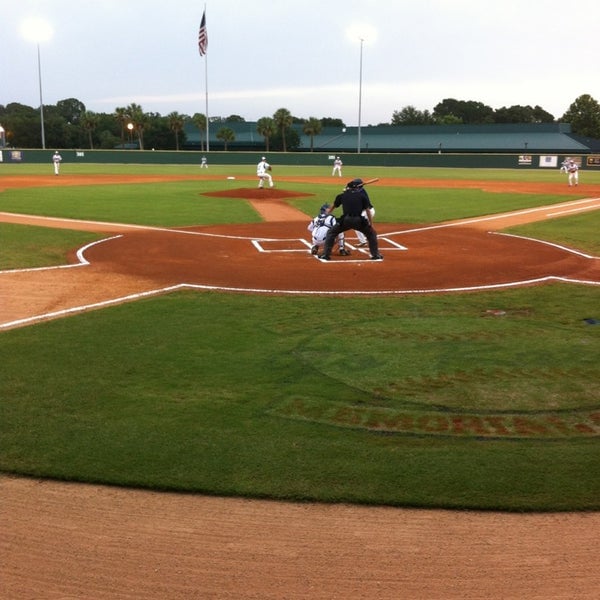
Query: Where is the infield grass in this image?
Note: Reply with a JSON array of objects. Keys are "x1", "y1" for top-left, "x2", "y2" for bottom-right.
[
  {"x1": 0, "y1": 164, "x2": 599, "y2": 511},
  {"x1": 1, "y1": 287, "x2": 598, "y2": 511}
]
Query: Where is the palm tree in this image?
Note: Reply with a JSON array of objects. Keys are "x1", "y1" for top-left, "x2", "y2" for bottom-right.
[
  {"x1": 302, "y1": 117, "x2": 322, "y2": 152},
  {"x1": 80, "y1": 111, "x2": 99, "y2": 149},
  {"x1": 114, "y1": 107, "x2": 129, "y2": 148},
  {"x1": 192, "y1": 112, "x2": 207, "y2": 151},
  {"x1": 273, "y1": 108, "x2": 293, "y2": 152},
  {"x1": 216, "y1": 127, "x2": 235, "y2": 150},
  {"x1": 256, "y1": 117, "x2": 275, "y2": 152},
  {"x1": 168, "y1": 111, "x2": 185, "y2": 150},
  {"x1": 126, "y1": 103, "x2": 146, "y2": 150}
]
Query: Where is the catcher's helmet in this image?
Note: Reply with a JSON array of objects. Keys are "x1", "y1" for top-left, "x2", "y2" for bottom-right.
[
  {"x1": 346, "y1": 178, "x2": 363, "y2": 189},
  {"x1": 320, "y1": 203, "x2": 330, "y2": 214}
]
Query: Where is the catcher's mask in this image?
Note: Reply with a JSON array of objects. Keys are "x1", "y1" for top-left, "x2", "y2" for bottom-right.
[{"x1": 320, "y1": 203, "x2": 330, "y2": 214}]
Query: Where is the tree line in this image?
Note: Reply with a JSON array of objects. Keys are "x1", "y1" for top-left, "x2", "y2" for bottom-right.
[{"x1": 1, "y1": 94, "x2": 599, "y2": 151}]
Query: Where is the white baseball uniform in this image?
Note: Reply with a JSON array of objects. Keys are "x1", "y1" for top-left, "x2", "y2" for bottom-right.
[
  {"x1": 52, "y1": 151, "x2": 62, "y2": 175},
  {"x1": 332, "y1": 157, "x2": 343, "y2": 177},
  {"x1": 257, "y1": 158, "x2": 273, "y2": 188},
  {"x1": 356, "y1": 207, "x2": 375, "y2": 245},
  {"x1": 567, "y1": 161, "x2": 579, "y2": 186},
  {"x1": 308, "y1": 213, "x2": 345, "y2": 252}
]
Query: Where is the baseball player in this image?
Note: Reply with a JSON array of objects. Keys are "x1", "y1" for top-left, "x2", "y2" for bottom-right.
[
  {"x1": 257, "y1": 156, "x2": 274, "y2": 188},
  {"x1": 319, "y1": 179, "x2": 382, "y2": 261},
  {"x1": 350, "y1": 184, "x2": 375, "y2": 247},
  {"x1": 559, "y1": 157, "x2": 570, "y2": 174},
  {"x1": 567, "y1": 159, "x2": 579, "y2": 186},
  {"x1": 355, "y1": 206, "x2": 375, "y2": 247},
  {"x1": 332, "y1": 156, "x2": 343, "y2": 177},
  {"x1": 307, "y1": 204, "x2": 349, "y2": 256},
  {"x1": 52, "y1": 150, "x2": 62, "y2": 175}
]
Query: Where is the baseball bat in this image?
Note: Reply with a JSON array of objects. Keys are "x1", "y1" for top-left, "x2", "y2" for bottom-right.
[{"x1": 361, "y1": 178, "x2": 379, "y2": 186}]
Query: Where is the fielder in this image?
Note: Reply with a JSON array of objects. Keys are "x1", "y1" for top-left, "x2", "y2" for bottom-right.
[
  {"x1": 332, "y1": 156, "x2": 343, "y2": 177},
  {"x1": 52, "y1": 150, "x2": 62, "y2": 175},
  {"x1": 559, "y1": 157, "x2": 570, "y2": 174},
  {"x1": 567, "y1": 159, "x2": 579, "y2": 186},
  {"x1": 257, "y1": 156, "x2": 274, "y2": 188},
  {"x1": 307, "y1": 204, "x2": 349, "y2": 256}
]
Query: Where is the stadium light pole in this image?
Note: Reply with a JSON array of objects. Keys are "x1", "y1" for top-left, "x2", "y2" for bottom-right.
[
  {"x1": 357, "y1": 38, "x2": 364, "y2": 154},
  {"x1": 21, "y1": 19, "x2": 53, "y2": 150},
  {"x1": 347, "y1": 23, "x2": 376, "y2": 154}
]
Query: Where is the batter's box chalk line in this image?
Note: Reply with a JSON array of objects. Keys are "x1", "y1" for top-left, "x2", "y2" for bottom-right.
[
  {"x1": 251, "y1": 238, "x2": 310, "y2": 253},
  {"x1": 251, "y1": 237, "x2": 407, "y2": 254}
]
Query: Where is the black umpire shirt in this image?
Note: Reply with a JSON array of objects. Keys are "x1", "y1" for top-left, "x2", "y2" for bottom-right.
[{"x1": 333, "y1": 189, "x2": 371, "y2": 217}]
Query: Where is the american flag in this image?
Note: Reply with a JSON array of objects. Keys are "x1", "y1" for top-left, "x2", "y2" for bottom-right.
[{"x1": 198, "y1": 10, "x2": 208, "y2": 56}]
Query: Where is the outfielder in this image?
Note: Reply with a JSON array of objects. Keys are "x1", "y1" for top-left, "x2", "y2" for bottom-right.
[
  {"x1": 307, "y1": 204, "x2": 349, "y2": 256},
  {"x1": 257, "y1": 156, "x2": 274, "y2": 188},
  {"x1": 52, "y1": 150, "x2": 62, "y2": 175}
]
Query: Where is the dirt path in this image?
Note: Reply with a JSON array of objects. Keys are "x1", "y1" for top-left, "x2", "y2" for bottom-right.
[
  {"x1": 3, "y1": 474, "x2": 599, "y2": 600},
  {"x1": 1, "y1": 174, "x2": 599, "y2": 599}
]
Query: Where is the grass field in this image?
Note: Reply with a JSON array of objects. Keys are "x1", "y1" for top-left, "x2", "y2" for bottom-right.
[{"x1": 0, "y1": 164, "x2": 598, "y2": 511}]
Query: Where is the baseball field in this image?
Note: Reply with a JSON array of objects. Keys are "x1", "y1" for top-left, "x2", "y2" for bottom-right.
[{"x1": 1, "y1": 163, "x2": 599, "y2": 598}]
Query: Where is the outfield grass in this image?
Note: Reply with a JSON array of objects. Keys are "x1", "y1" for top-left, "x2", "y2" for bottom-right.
[
  {"x1": 3, "y1": 161, "x2": 600, "y2": 184},
  {"x1": 0, "y1": 164, "x2": 598, "y2": 511}
]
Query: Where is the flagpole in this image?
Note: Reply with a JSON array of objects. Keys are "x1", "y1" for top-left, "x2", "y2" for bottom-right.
[
  {"x1": 198, "y1": 6, "x2": 209, "y2": 152},
  {"x1": 204, "y1": 50, "x2": 209, "y2": 152}
]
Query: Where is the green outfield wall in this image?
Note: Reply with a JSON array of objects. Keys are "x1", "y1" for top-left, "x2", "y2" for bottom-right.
[{"x1": 0, "y1": 148, "x2": 594, "y2": 170}]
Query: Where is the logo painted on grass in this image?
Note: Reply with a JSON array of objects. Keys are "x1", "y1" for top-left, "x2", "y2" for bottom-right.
[{"x1": 271, "y1": 398, "x2": 600, "y2": 439}]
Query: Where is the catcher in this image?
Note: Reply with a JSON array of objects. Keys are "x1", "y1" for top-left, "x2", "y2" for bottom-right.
[
  {"x1": 307, "y1": 204, "x2": 350, "y2": 256},
  {"x1": 256, "y1": 156, "x2": 274, "y2": 188}
]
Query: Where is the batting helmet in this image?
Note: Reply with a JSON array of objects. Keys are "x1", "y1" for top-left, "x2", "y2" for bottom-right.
[{"x1": 346, "y1": 178, "x2": 363, "y2": 189}]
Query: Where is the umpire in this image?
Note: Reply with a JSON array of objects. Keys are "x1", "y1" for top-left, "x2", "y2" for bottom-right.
[{"x1": 319, "y1": 179, "x2": 383, "y2": 261}]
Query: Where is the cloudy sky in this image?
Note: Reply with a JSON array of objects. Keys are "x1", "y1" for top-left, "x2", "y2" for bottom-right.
[{"x1": 4, "y1": 0, "x2": 598, "y2": 125}]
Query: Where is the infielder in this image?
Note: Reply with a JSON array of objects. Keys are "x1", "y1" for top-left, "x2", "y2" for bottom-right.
[
  {"x1": 332, "y1": 156, "x2": 343, "y2": 177},
  {"x1": 567, "y1": 159, "x2": 579, "y2": 186},
  {"x1": 257, "y1": 156, "x2": 274, "y2": 188},
  {"x1": 307, "y1": 204, "x2": 349, "y2": 256}
]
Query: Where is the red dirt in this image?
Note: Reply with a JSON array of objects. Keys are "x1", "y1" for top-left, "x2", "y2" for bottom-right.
[{"x1": 1, "y1": 173, "x2": 599, "y2": 599}]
